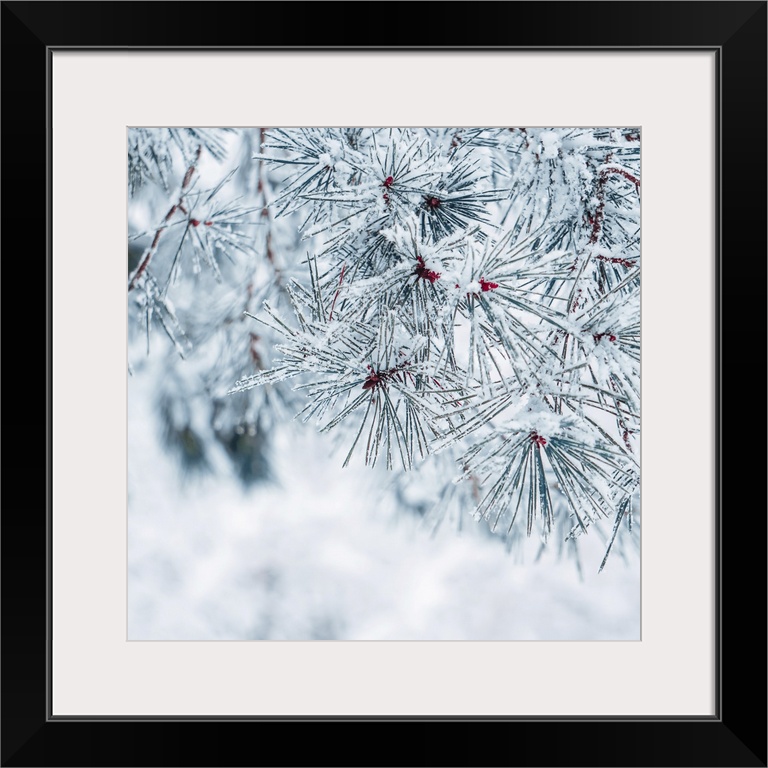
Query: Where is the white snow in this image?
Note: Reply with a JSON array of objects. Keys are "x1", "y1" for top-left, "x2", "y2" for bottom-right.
[{"x1": 128, "y1": 368, "x2": 640, "y2": 641}]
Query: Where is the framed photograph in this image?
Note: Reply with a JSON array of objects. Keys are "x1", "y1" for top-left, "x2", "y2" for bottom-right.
[{"x1": 4, "y1": 1, "x2": 765, "y2": 765}]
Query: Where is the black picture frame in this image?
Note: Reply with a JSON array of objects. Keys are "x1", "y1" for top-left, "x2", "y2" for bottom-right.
[{"x1": 3, "y1": 2, "x2": 765, "y2": 765}]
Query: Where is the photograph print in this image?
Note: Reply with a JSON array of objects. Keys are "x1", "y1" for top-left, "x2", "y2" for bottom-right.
[{"x1": 127, "y1": 127, "x2": 641, "y2": 641}]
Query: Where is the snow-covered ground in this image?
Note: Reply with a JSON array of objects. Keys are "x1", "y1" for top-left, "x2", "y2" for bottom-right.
[{"x1": 128, "y1": 369, "x2": 640, "y2": 642}]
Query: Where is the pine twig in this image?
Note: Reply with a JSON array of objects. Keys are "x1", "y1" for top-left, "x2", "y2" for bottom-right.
[{"x1": 128, "y1": 146, "x2": 202, "y2": 291}]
